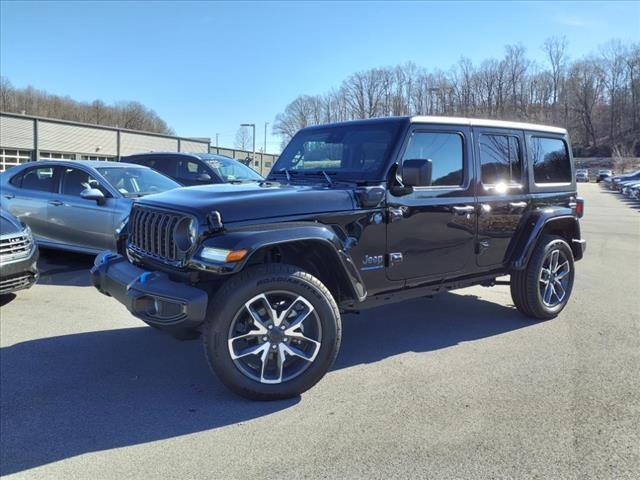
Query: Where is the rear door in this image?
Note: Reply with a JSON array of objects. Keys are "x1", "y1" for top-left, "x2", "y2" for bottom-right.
[
  {"x1": 3, "y1": 165, "x2": 59, "y2": 242},
  {"x1": 386, "y1": 125, "x2": 477, "y2": 282},
  {"x1": 474, "y1": 128, "x2": 529, "y2": 268}
]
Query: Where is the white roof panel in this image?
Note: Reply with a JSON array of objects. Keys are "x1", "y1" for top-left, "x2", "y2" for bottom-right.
[{"x1": 410, "y1": 116, "x2": 567, "y2": 134}]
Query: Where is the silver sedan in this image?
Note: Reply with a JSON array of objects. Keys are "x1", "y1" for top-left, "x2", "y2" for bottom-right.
[{"x1": 0, "y1": 160, "x2": 180, "y2": 254}]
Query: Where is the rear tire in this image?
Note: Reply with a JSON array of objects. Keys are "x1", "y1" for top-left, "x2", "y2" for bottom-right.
[
  {"x1": 510, "y1": 235, "x2": 575, "y2": 320},
  {"x1": 202, "y1": 263, "x2": 341, "y2": 400}
]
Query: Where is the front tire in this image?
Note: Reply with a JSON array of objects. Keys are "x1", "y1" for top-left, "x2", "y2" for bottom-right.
[
  {"x1": 203, "y1": 264, "x2": 341, "y2": 400},
  {"x1": 511, "y1": 235, "x2": 575, "y2": 320}
]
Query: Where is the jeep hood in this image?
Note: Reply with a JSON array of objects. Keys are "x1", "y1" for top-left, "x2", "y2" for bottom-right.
[{"x1": 136, "y1": 182, "x2": 356, "y2": 223}]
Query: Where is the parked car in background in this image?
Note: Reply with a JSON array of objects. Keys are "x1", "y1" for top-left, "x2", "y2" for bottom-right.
[
  {"x1": 0, "y1": 160, "x2": 180, "y2": 254},
  {"x1": 613, "y1": 172, "x2": 640, "y2": 192},
  {"x1": 122, "y1": 152, "x2": 264, "y2": 186},
  {"x1": 596, "y1": 169, "x2": 613, "y2": 182},
  {"x1": 576, "y1": 170, "x2": 589, "y2": 182},
  {"x1": 0, "y1": 209, "x2": 39, "y2": 295},
  {"x1": 604, "y1": 170, "x2": 640, "y2": 190},
  {"x1": 629, "y1": 183, "x2": 640, "y2": 200},
  {"x1": 621, "y1": 180, "x2": 640, "y2": 196}
]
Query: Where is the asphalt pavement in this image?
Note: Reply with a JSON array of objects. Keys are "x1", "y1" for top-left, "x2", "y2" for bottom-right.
[{"x1": 1, "y1": 182, "x2": 638, "y2": 479}]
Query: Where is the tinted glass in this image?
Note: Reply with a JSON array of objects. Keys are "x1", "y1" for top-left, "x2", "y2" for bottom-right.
[
  {"x1": 531, "y1": 137, "x2": 571, "y2": 183},
  {"x1": 479, "y1": 134, "x2": 522, "y2": 185},
  {"x1": 20, "y1": 166, "x2": 55, "y2": 192},
  {"x1": 60, "y1": 168, "x2": 109, "y2": 197},
  {"x1": 271, "y1": 122, "x2": 402, "y2": 181},
  {"x1": 96, "y1": 167, "x2": 180, "y2": 197},
  {"x1": 204, "y1": 157, "x2": 262, "y2": 182},
  {"x1": 402, "y1": 132, "x2": 463, "y2": 186}
]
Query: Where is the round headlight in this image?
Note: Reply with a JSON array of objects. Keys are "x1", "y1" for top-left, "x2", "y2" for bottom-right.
[
  {"x1": 175, "y1": 217, "x2": 198, "y2": 252},
  {"x1": 188, "y1": 219, "x2": 198, "y2": 244}
]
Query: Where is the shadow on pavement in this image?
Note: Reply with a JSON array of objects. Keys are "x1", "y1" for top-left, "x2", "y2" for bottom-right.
[
  {"x1": 36, "y1": 248, "x2": 95, "y2": 287},
  {"x1": 0, "y1": 291, "x2": 530, "y2": 475}
]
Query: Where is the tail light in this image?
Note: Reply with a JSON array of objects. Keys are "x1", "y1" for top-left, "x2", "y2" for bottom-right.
[{"x1": 575, "y1": 197, "x2": 584, "y2": 218}]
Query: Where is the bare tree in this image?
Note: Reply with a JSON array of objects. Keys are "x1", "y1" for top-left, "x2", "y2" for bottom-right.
[{"x1": 235, "y1": 126, "x2": 252, "y2": 151}]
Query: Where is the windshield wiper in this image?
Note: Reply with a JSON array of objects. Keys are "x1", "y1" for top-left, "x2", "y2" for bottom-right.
[{"x1": 321, "y1": 170, "x2": 333, "y2": 187}]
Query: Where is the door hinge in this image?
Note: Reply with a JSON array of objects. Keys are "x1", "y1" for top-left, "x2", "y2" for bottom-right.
[
  {"x1": 476, "y1": 240, "x2": 490, "y2": 254},
  {"x1": 388, "y1": 252, "x2": 403, "y2": 266}
]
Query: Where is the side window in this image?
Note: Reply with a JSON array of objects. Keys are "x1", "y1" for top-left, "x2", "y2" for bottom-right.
[
  {"x1": 530, "y1": 137, "x2": 571, "y2": 184},
  {"x1": 176, "y1": 160, "x2": 204, "y2": 178},
  {"x1": 479, "y1": 134, "x2": 522, "y2": 185},
  {"x1": 19, "y1": 166, "x2": 56, "y2": 192},
  {"x1": 60, "y1": 168, "x2": 108, "y2": 197},
  {"x1": 9, "y1": 172, "x2": 24, "y2": 187},
  {"x1": 402, "y1": 132, "x2": 464, "y2": 187}
]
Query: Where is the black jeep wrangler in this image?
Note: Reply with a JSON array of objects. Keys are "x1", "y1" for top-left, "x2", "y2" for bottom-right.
[{"x1": 91, "y1": 116, "x2": 585, "y2": 400}]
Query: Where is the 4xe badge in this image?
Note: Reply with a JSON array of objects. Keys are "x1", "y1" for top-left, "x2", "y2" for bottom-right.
[{"x1": 361, "y1": 254, "x2": 384, "y2": 271}]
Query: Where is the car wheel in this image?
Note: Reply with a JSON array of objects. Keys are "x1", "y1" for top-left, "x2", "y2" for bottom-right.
[
  {"x1": 202, "y1": 263, "x2": 341, "y2": 400},
  {"x1": 511, "y1": 235, "x2": 575, "y2": 320}
]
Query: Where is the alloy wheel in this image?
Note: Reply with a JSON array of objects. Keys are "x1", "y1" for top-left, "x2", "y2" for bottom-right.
[
  {"x1": 538, "y1": 249, "x2": 571, "y2": 307},
  {"x1": 227, "y1": 291, "x2": 322, "y2": 384}
]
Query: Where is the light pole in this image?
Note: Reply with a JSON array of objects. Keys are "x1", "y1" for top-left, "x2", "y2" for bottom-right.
[
  {"x1": 240, "y1": 123, "x2": 256, "y2": 172},
  {"x1": 264, "y1": 122, "x2": 269, "y2": 154}
]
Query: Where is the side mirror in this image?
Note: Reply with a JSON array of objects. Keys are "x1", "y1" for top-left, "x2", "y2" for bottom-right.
[
  {"x1": 197, "y1": 173, "x2": 212, "y2": 182},
  {"x1": 401, "y1": 159, "x2": 433, "y2": 187},
  {"x1": 80, "y1": 188, "x2": 106, "y2": 205}
]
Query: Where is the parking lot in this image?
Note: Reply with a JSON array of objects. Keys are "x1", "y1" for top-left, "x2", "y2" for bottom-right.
[{"x1": 1, "y1": 182, "x2": 638, "y2": 479}]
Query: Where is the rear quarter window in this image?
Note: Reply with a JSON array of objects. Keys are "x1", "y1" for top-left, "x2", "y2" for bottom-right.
[{"x1": 530, "y1": 137, "x2": 571, "y2": 184}]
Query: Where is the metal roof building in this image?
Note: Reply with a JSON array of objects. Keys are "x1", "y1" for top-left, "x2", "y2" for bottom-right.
[{"x1": 0, "y1": 111, "x2": 211, "y2": 172}]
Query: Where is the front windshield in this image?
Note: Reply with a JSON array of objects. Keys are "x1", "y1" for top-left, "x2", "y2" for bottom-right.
[
  {"x1": 204, "y1": 157, "x2": 263, "y2": 182},
  {"x1": 270, "y1": 122, "x2": 402, "y2": 181},
  {"x1": 97, "y1": 167, "x2": 180, "y2": 197}
]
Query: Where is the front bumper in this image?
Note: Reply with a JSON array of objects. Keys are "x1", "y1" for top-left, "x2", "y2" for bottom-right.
[
  {"x1": 91, "y1": 252, "x2": 208, "y2": 332},
  {"x1": 0, "y1": 245, "x2": 39, "y2": 294}
]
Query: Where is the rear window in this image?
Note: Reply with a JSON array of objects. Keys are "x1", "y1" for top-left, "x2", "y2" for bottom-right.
[
  {"x1": 531, "y1": 137, "x2": 571, "y2": 184},
  {"x1": 479, "y1": 134, "x2": 522, "y2": 185},
  {"x1": 19, "y1": 166, "x2": 56, "y2": 192}
]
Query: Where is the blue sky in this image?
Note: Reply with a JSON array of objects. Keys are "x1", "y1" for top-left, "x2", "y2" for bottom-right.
[{"x1": 1, "y1": 1, "x2": 639, "y2": 152}]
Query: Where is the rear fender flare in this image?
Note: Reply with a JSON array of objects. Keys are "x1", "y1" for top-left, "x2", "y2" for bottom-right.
[{"x1": 511, "y1": 209, "x2": 582, "y2": 270}]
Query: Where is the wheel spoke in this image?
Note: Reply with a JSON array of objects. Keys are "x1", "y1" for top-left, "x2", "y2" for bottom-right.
[
  {"x1": 245, "y1": 294, "x2": 276, "y2": 330},
  {"x1": 279, "y1": 296, "x2": 314, "y2": 329},
  {"x1": 549, "y1": 250, "x2": 560, "y2": 272},
  {"x1": 539, "y1": 268, "x2": 550, "y2": 285},
  {"x1": 554, "y1": 259, "x2": 569, "y2": 274},
  {"x1": 543, "y1": 282, "x2": 554, "y2": 305},
  {"x1": 280, "y1": 342, "x2": 318, "y2": 363},
  {"x1": 553, "y1": 279, "x2": 566, "y2": 301},
  {"x1": 555, "y1": 262, "x2": 570, "y2": 280},
  {"x1": 230, "y1": 342, "x2": 269, "y2": 360}
]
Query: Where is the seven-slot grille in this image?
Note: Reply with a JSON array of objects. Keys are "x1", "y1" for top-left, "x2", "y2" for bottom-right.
[
  {"x1": 0, "y1": 232, "x2": 32, "y2": 263},
  {"x1": 129, "y1": 206, "x2": 185, "y2": 262}
]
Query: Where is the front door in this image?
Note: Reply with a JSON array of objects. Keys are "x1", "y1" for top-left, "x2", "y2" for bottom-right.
[
  {"x1": 473, "y1": 128, "x2": 529, "y2": 267},
  {"x1": 47, "y1": 166, "x2": 119, "y2": 251},
  {"x1": 386, "y1": 126, "x2": 477, "y2": 282}
]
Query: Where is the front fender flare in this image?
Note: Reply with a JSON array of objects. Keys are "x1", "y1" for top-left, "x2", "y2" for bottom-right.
[{"x1": 191, "y1": 222, "x2": 367, "y2": 302}]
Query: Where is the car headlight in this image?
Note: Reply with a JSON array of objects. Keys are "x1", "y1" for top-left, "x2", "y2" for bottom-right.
[
  {"x1": 22, "y1": 224, "x2": 32, "y2": 240},
  {"x1": 175, "y1": 217, "x2": 199, "y2": 252},
  {"x1": 188, "y1": 219, "x2": 198, "y2": 244}
]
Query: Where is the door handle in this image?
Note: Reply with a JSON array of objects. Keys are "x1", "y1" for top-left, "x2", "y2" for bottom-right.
[
  {"x1": 388, "y1": 207, "x2": 405, "y2": 222},
  {"x1": 508, "y1": 201, "x2": 528, "y2": 210},
  {"x1": 3, "y1": 194, "x2": 14, "y2": 200},
  {"x1": 48, "y1": 200, "x2": 64, "y2": 206},
  {"x1": 452, "y1": 205, "x2": 475, "y2": 215}
]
